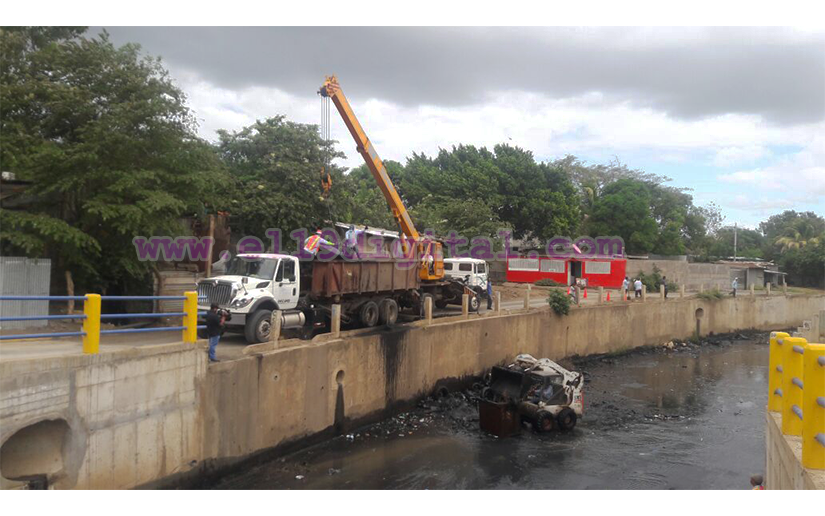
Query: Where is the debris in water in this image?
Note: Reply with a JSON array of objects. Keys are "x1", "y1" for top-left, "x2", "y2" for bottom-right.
[{"x1": 295, "y1": 475, "x2": 305, "y2": 480}]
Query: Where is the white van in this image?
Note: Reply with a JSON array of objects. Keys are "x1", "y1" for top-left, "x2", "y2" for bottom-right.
[{"x1": 443, "y1": 258, "x2": 490, "y2": 294}]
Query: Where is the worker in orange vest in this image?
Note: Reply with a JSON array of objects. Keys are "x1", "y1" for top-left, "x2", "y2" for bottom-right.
[{"x1": 303, "y1": 229, "x2": 334, "y2": 257}]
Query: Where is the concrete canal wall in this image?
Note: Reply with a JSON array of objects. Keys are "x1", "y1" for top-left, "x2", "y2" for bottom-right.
[{"x1": 2, "y1": 293, "x2": 824, "y2": 489}]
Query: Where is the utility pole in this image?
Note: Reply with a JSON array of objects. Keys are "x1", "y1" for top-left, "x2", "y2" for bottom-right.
[{"x1": 733, "y1": 223, "x2": 737, "y2": 262}]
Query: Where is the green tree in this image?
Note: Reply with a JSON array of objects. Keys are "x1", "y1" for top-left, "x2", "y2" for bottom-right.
[
  {"x1": 586, "y1": 179, "x2": 658, "y2": 254},
  {"x1": 708, "y1": 226, "x2": 766, "y2": 259},
  {"x1": 217, "y1": 117, "x2": 345, "y2": 243},
  {"x1": 0, "y1": 27, "x2": 225, "y2": 294}
]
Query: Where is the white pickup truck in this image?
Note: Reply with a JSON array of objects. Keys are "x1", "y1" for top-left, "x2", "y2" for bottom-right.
[{"x1": 442, "y1": 257, "x2": 490, "y2": 310}]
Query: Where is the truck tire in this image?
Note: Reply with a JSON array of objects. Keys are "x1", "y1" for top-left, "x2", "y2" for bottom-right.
[
  {"x1": 245, "y1": 309, "x2": 272, "y2": 344},
  {"x1": 556, "y1": 407, "x2": 577, "y2": 431},
  {"x1": 535, "y1": 410, "x2": 554, "y2": 433},
  {"x1": 435, "y1": 299, "x2": 448, "y2": 309},
  {"x1": 469, "y1": 294, "x2": 480, "y2": 312},
  {"x1": 379, "y1": 298, "x2": 399, "y2": 325},
  {"x1": 360, "y1": 301, "x2": 379, "y2": 327}
]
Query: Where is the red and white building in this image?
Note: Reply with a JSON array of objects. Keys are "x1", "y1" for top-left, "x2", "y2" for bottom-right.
[{"x1": 506, "y1": 254, "x2": 627, "y2": 289}]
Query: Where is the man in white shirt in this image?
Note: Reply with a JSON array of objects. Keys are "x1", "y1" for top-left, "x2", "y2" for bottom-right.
[
  {"x1": 344, "y1": 224, "x2": 361, "y2": 260},
  {"x1": 622, "y1": 277, "x2": 629, "y2": 300},
  {"x1": 634, "y1": 278, "x2": 643, "y2": 298},
  {"x1": 731, "y1": 277, "x2": 738, "y2": 297}
]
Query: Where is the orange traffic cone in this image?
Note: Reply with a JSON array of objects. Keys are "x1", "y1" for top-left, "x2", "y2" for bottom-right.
[
  {"x1": 583, "y1": 288, "x2": 587, "y2": 299},
  {"x1": 606, "y1": 292, "x2": 611, "y2": 302}
]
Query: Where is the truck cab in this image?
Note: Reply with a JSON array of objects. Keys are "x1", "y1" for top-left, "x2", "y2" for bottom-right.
[{"x1": 197, "y1": 253, "x2": 301, "y2": 341}]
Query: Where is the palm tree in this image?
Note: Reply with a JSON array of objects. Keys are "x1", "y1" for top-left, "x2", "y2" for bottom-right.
[{"x1": 775, "y1": 218, "x2": 824, "y2": 252}]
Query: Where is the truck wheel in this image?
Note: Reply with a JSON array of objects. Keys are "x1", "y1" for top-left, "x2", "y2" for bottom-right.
[
  {"x1": 245, "y1": 309, "x2": 272, "y2": 344},
  {"x1": 556, "y1": 408, "x2": 577, "y2": 431},
  {"x1": 469, "y1": 294, "x2": 480, "y2": 312},
  {"x1": 359, "y1": 301, "x2": 379, "y2": 327},
  {"x1": 535, "y1": 410, "x2": 554, "y2": 433},
  {"x1": 379, "y1": 298, "x2": 399, "y2": 325},
  {"x1": 435, "y1": 299, "x2": 448, "y2": 309}
]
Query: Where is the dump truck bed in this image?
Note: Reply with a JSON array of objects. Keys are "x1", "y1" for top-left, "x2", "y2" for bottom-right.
[{"x1": 310, "y1": 259, "x2": 420, "y2": 298}]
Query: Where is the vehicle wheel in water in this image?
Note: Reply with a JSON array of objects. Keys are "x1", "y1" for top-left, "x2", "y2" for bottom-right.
[
  {"x1": 556, "y1": 407, "x2": 577, "y2": 431},
  {"x1": 245, "y1": 309, "x2": 272, "y2": 344},
  {"x1": 360, "y1": 301, "x2": 379, "y2": 327},
  {"x1": 378, "y1": 298, "x2": 399, "y2": 325},
  {"x1": 535, "y1": 410, "x2": 554, "y2": 433}
]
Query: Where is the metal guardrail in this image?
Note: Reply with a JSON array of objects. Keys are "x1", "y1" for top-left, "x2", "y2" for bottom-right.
[
  {"x1": 0, "y1": 292, "x2": 203, "y2": 354},
  {"x1": 768, "y1": 331, "x2": 825, "y2": 470}
]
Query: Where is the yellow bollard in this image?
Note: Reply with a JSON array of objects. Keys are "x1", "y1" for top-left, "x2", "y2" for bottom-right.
[
  {"x1": 802, "y1": 343, "x2": 825, "y2": 469},
  {"x1": 782, "y1": 336, "x2": 806, "y2": 436},
  {"x1": 768, "y1": 331, "x2": 789, "y2": 412},
  {"x1": 82, "y1": 293, "x2": 101, "y2": 354},
  {"x1": 182, "y1": 291, "x2": 198, "y2": 344}
]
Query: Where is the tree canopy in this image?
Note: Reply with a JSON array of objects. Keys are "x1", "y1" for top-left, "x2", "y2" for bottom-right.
[{"x1": 0, "y1": 26, "x2": 225, "y2": 293}]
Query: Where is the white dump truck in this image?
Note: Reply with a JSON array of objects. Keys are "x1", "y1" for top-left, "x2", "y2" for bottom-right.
[{"x1": 197, "y1": 252, "x2": 477, "y2": 343}]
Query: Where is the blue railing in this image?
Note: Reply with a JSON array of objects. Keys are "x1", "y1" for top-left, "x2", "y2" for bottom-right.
[{"x1": 0, "y1": 292, "x2": 204, "y2": 353}]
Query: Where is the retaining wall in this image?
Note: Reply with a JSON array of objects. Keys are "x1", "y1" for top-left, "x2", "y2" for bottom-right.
[
  {"x1": 627, "y1": 259, "x2": 732, "y2": 291},
  {"x1": 1, "y1": 293, "x2": 823, "y2": 489},
  {"x1": 765, "y1": 412, "x2": 825, "y2": 489}
]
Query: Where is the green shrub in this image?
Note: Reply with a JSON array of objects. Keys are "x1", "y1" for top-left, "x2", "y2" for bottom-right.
[
  {"x1": 696, "y1": 288, "x2": 725, "y2": 301},
  {"x1": 635, "y1": 265, "x2": 679, "y2": 293},
  {"x1": 535, "y1": 278, "x2": 564, "y2": 287},
  {"x1": 547, "y1": 289, "x2": 571, "y2": 315}
]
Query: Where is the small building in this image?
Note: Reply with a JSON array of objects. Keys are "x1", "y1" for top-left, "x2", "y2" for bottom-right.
[
  {"x1": 718, "y1": 260, "x2": 787, "y2": 288},
  {"x1": 506, "y1": 254, "x2": 627, "y2": 288}
]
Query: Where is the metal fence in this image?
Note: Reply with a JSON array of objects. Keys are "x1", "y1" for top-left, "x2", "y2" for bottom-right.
[
  {"x1": 0, "y1": 292, "x2": 204, "y2": 353},
  {"x1": 0, "y1": 257, "x2": 51, "y2": 330}
]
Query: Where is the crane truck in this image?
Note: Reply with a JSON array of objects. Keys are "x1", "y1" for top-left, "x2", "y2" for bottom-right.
[{"x1": 196, "y1": 76, "x2": 478, "y2": 343}]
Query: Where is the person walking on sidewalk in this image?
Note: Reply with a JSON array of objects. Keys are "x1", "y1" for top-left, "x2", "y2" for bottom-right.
[
  {"x1": 205, "y1": 303, "x2": 225, "y2": 363},
  {"x1": 486, "y1": 277, "x2": 494, "y2": 310},
  {"x1": 622, "y1": 277, "x2": 629, "y2": 300},
  {"x1": 731, "y1": 277, "x2": 738, "y2": 297}
]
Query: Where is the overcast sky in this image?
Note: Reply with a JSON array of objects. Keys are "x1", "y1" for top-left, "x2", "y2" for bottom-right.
[{"x1": 99, "y1": 26, "x2": 825, "y2": 228}]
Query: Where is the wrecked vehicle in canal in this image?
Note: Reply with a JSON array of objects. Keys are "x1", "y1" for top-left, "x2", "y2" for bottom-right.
[{"x1": 479, "y1": 354, "x2": 584, "y2": 437}]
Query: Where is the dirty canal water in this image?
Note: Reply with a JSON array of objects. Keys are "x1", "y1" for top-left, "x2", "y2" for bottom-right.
[{"x1": 210, "y1": 333, "x2": 770, "y2": 490}]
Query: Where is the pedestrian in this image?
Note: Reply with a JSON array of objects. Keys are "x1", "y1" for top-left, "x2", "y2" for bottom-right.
[
  {"x1": 303, "y1": 228, "x2": 334, "y2": 257},
  {"x1": 662, "y1": 275, "x2": 668, "y2": 299},
  {"x1": 344, "y1": 224, "x2": 361, "y2": 260},
  {"x1": 486, "y1": 276, "x2": 494, "y2": 310},
  {"x1": 750, "y1": 474, "x2": 764, "y2": 490},
  {"x1": 622, "y1": 276, "x2": 629, "y2": 300},
  {"x1": 205, "y1": 303, "x2": 225, "y2": 363},
  {"x1": 732, "y1": 277, "x2": 738, "y2": 297},
  {"x1": 634, "y1": 278, "x2": 643, "y2": 298}
]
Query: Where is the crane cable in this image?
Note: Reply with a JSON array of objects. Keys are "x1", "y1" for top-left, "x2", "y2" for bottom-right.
[{"x1": 320, "y1": 94, "x2": 339, "y2": 229}]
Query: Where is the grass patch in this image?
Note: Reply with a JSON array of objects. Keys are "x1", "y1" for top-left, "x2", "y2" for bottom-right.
[
  {"x1": 534, "y1": 278, "x2": 564, "y2": 287},
  {"x1": 696, "y1": 288, "x2": 725, "y2": 301}
]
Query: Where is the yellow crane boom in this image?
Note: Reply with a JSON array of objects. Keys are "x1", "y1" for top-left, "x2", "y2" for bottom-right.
[
  {"x1": 319, "y1": 75, "x2": 443, "y2": 281},
  {"x1": 319, "y1": 75, "x2": 419, "y2": 239}
]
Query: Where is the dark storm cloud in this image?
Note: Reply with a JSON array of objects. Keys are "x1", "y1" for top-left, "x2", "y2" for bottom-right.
[{"x1": 97, "y1": 26, "x2": 825, "y2": 125}]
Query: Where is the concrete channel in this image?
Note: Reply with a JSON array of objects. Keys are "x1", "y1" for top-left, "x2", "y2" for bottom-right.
[{"x1": 1, "y1": 293, "x2": 823, "y2": 489}]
